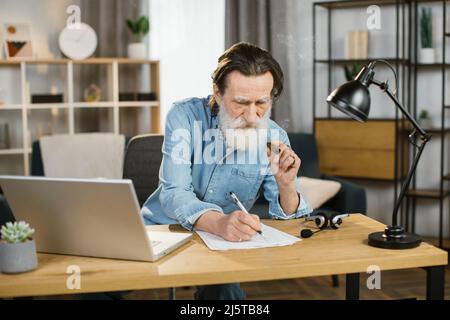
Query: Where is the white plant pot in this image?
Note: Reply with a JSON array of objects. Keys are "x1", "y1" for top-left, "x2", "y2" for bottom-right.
[
  {"x1": 0, "y1": 239, "x2": 38, "y2": 274},
  {"x1": 420, "y1": 48, "x2": 435, "y2": 64},
  {"x1": 127, "y1": 42, "x2": 146, "y2": 60},
  {"x1": 419, "y1": 118, "x2": 433, "y2": 129}
]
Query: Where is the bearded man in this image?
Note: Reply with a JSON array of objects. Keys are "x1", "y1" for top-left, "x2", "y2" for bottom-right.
[{"x1": 141, "y1": 42, "x2": 313, "y2": 300}]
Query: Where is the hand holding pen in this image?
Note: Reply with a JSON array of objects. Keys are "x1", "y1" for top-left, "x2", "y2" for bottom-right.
[
  {"x1": 230, "y1": 192, "x2": 264, "y2": 239},
  {"x1": 193, "y1": 192, "x2": 263, "y2": 242}
]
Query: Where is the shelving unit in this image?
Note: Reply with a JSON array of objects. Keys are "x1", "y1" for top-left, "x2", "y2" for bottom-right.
[
  {"x1": 312, "y1": 0, "x2": 411, "y2": 225},
  {"x1": 314, "y1": 58, "x2": 409, "y2": 64},
  {"x1": 0, "y1": 58, "x2": 160, "y2": 176},
  {"x1": 313, "y1": 0, "x2": 450, "y2": 249},
  {"x1": 405, "y1": 0, "x2": 449, "y2": 249}
]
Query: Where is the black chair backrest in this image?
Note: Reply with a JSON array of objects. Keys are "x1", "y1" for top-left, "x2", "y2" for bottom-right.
[
  {"x1": 123, "y1": 134, "x2": 164, "y2": 207},
  {"x1": 31, "y1": 140, "x2": 45, "y2": 176},
  {"x1": 287, "y1": 133, "x2": 321, "y2": 179}
]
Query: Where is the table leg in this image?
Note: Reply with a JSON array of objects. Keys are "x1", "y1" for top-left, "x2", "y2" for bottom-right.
[
  {"x1": 426, "y1": 266, "x2": 445, "y2": 300},
  {"x1": 332, "y1": 274, "x2": 340, "y2": 288},
  {"x1": 169, "y1": 287, "x2": 176, "y2": 300},
  {"x1": 345, "y1": 273, "x2": 360, "y2": 300}
]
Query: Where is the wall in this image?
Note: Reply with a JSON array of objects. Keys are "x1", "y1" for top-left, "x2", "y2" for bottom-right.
[{"x1": 148, "y1": 0, "x2": 225, "y2": 129}]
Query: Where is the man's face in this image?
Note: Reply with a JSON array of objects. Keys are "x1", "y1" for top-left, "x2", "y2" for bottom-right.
[{"x1": 214, "y1": 70, "x2": 273, "y2": 128}]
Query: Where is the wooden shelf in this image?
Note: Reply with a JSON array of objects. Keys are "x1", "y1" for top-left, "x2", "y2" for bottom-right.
[
  {"x1": 0, "y1": 148, "x2": 28, "y2": 155},
  {"x1": 316, "y1": 0, "x2": 448, "y2": 9},
  {"x1": 2, "y1": 102, "x2": 160, "y2": 109},
  {"x1": 73, "y1": 102, "x2": 114, "y2": 108},
  {"x1": 315, "y1": 58, "x2": 408, "y2": 65},
  {"x1": 0, "y1": 104, "x2": 22, "y2": 110},
  {"x1": 426, "y1": 128, "x2": 450, "y2": 134},
  {"x1": 118, "y1": 101, "x2": 159, "y2": 107},
  {"x1": 0, "y1": 58, "x2": 158, "y2": 66},
  {"x1": 414, "y1": 63, "x2": 450, "y2": 68},
  {"x1": 406, "y1": 189, "x2": 450, "y2": 199},
  {"x1": 26, "y1": 103, "x2": 70, "y2": 110},
  {"x1": 315, "y1": 0, "x2": 400, "y2": 9}
]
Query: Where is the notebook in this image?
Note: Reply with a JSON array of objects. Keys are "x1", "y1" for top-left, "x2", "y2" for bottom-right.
[{"x1": 196, "y1": 223, "x2": 300, "y2": 251}]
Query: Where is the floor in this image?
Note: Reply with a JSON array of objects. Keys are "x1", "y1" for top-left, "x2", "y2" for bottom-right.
[{"x1": 122, "y1": 264, "x2": 450, "y2": 300}]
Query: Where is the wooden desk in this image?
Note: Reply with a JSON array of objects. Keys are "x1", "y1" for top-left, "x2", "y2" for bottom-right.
[{"x1": 0, "y1": 214, "x2": 447, "y2": 299}]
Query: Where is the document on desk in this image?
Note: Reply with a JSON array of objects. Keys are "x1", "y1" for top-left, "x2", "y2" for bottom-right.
[{"x1": 196, "y1": 224, "x2": 300, "y2": 251}]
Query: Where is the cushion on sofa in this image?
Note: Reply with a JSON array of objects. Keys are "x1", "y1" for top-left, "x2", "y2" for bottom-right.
[{"x1": 296, "y1": 177, "x2": 342, "y2": 209}]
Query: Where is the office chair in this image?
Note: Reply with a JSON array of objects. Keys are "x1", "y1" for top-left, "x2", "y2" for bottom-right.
[{"x1": 123, "y1": 134, "x2": 164, "y2": 207}]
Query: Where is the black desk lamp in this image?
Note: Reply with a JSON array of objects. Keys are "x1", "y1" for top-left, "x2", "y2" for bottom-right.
[{"x1": 326, "y1": 60, "x2": 431, "y2": 249}]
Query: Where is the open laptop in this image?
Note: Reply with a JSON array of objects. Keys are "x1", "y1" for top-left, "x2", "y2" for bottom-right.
[{"x1": 0, "y1": 176, "x2": 192, "y2": 262}]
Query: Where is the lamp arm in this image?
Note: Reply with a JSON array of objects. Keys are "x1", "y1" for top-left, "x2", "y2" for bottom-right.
[
  {"x1": 371, "y1": 80, "x2": 431, "y2": 226},
  {"x1": 371, "y1": 79, "x2": 431, "y2": 139},
  {"x1": 390, "y1": 137, "x2": 427, "y2": 226}
]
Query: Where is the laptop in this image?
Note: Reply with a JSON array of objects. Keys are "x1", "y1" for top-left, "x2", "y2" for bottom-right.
[{"x1": 0, "y1": 176, "x2": 192, "y2": 262}]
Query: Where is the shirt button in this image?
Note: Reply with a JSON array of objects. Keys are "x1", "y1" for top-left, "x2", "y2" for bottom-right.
[{"x1": 209, "y1": 190, "x2": 214, "y2": 193}]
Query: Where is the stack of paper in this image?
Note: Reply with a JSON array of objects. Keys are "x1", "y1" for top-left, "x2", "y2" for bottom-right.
[{"x1": 196, "y1": 224, "x2": 300, "y2": 251}]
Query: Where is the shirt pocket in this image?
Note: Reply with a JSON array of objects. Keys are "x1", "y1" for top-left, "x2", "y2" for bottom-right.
[
  {"x1": 230, "y1": 167, "x2": 262, "y2": 201},
  {"x1": 202, "y1": 165, "x2": 263, "y2": 209}
]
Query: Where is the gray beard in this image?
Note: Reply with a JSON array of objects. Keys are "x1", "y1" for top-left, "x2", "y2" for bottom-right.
[{"x1": 218, "y1": 103, "x2": 271, "y2": 152}]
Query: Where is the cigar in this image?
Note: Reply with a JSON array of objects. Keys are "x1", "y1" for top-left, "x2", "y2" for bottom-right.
[{"x1": 266, "y1": 142, "x2": 281, "y2": 155}]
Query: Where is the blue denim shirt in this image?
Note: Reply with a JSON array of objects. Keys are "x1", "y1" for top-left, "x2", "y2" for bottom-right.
[{"x1": 141, "y1": 96, "x2": 313, "y2": 230}]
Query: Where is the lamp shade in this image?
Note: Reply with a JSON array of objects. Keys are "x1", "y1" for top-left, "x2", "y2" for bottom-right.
[{"x1": 326, "y1": 80, "x2": 371, "y2": 122}]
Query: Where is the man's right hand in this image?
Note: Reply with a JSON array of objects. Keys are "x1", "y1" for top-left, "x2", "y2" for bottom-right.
[{"x1": 194, "y1": 210, "x2": 262, "y2": 242}]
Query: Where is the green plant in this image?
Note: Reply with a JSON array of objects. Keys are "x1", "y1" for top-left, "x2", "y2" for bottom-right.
[
  {"x1": 1, "y1": 221, "x2": 35, "y2": 244},
  {"x1": 419, "y1": 109, "x2": 429, "y2": 120},
  {"x1": 420, "y1": 8, "x2": 433, "y2": 48},
  {"x1": 126, "y1": 16, "x2": 150, "y2": 42},
  {"x1": 343, "y1": 62, "x2": 363, "y2": 81}
]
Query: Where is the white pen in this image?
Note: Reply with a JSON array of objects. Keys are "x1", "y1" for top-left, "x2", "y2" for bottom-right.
[{"x1": 229, "y1": 192, "x2": 263, "y2": 236}]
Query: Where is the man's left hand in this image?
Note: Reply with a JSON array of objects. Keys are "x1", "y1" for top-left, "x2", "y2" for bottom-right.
[{"x1": 267, "y1": 141, "x2": 301, "y2": 191}]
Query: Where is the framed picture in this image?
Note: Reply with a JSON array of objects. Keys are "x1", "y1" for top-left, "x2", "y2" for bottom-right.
[{"x1": 3, "y1": 23, "x2": 33, "y2": 59}]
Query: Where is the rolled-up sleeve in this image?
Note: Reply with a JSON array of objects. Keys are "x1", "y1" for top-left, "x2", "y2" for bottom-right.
[
  {"x1": 262, "y1": 174, "x2": 313, "y2": 220},
  {"x1": 158, "y1": 104, "x2": 223, "y2": 230},
  {"x1": 262, "y1": 130, "x2": 313, "y2": 220}
]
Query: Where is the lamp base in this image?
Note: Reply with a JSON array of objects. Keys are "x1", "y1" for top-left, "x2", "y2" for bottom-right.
[{"x1": 368, "y1": 226, "x2": 421, "y2": 249}]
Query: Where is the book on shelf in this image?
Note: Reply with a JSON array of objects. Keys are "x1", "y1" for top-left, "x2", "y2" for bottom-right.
[{"x1": 345, "y1": 30, "x2": 369, "y2": 60}]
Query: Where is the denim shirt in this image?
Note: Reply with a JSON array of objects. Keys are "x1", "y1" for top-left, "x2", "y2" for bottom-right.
[{"x1": 141, "y1": 96, "x2": 313, "y2": 230}]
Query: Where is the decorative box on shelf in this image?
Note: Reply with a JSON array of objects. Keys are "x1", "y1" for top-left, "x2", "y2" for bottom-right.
[
  {"x1": 119, "y1": 92, "x2": 156, "y2": 101},
  {"x1": 315, "y1": 118, "x2": 410, "y2": 181},
  {"x1": 31, "y1": 94, "x2": 64, "y2": 104}
]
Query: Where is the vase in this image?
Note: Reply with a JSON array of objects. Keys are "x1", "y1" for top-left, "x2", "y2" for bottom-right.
[
  {"x1": 0, "y1": 239, "x2": 38, "y2": 274},
  {"x1": 419, "y1": 118, "x2": 433, "y2": 130},
  {"x1": 127, "y1": 42, "x2": 146, "y2": 60},
  {"x1": 420, "y1": 48, "x2": 435, "y2": 64}
]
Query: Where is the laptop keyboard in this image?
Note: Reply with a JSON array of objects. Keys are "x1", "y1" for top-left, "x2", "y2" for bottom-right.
[{"x1": 150, "y1": 240, "x2": 162, "y2": 247}]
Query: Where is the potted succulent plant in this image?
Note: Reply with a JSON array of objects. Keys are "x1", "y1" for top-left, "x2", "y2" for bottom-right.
[
  {"x1": 420, "y1": 7, "x2": 435, "y2": 63},
  {"x1": 419, "y1": 109, "x2": 432, "y2": 129},
  {"x1": 0, "y1": 221, "x2": 37, "y2": 274},
  {"x1": 126, "y1": 15, "x2": 150, "y2": 59}
]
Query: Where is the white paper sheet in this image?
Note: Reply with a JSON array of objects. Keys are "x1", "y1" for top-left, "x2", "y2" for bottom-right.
[{"x1": 196, "y1": 223, "x2": 300, "y2": 251}]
